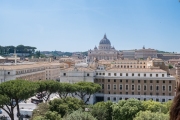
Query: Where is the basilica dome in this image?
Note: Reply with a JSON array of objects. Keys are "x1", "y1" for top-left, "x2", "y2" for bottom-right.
[{"x1": 99, "y1": 34, "x2": 111, "y2": 45}]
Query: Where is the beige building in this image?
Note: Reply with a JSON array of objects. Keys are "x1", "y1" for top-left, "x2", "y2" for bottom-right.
[
  {"x1": 135, "y1": 47, "x2": 157, "y2": 59},
  {"x1": 60, "y1": 58, "x2": 175, "y2": 103},
  {"x1": 0, "y1": 62, "x2": 66, "y2": 83},
  {"x1": 88, "y1": 34, "x2": 120, "y2": 62}
]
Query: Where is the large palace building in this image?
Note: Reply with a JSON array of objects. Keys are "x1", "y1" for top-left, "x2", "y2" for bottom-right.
[{"x1": 88, "y1": 34, "x2": 120, "y2": 62}]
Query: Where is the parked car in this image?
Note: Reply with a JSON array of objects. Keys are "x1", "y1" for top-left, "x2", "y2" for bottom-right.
[
  {"x1": 0, "y1": 109, "x2": 2, "y2": 114},
  {"x1": 31, "y1": 97, "x2": 43, "y2": 104}
]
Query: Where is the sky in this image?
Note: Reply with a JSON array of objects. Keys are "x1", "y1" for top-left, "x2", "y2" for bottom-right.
[{"x1": 0, "y1": 0, "x2": 180, "y2": 52}]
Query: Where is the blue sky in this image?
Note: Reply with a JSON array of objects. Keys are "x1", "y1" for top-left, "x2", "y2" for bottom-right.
[{"x1": 0, "y1": 0, "x2": 180, "y2": 52}]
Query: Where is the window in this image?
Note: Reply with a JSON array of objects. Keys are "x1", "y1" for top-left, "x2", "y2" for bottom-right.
[
  {"x1": 108, "y1": 73, "x2": 111, "y2": 76},
  {"x1": 114, "y1": 79, "x2": 116, "y2": 82},
  {"x1": 96, "y1": 73, "x2": 98, "y2": 75},
  {"x1": 132, "y1": 80, "x2": 134, "y2": 83},
  {"x1": 8, "y1": 72, "x2": 10, "y2": 75},
  {"x1": 114, "y1": 92, "x2": 116, "y2": 94},
  {"x1": 120, "y1": 92, "x2": 122, "y2": 94},
  {"x1": 132, "y1": 92, "x2": 134, "y2": 95},
  {"x1": 156, "y1": 74, "x2": 158, "y2": 77},
  {"x1": 150, "y1": 80, "x2": 153, "y2": 83},
  {"x1": 108, "y1": 85, "x2": 110, "y2": 90},
  {"x1": 99, "y1": 73, "x2": 101, "y2": 75},
  {"x1": 102, "y1": 79, "x2": 104, "y2": 82},
  {"x1": 63, "y1": 73, "x2": 66, "y2": 76},
  {"x1": 132, "y1": 85, "x2": 135, "y2": 90},
  {"x1": 156, "y1": 98, "x2": 159, "y2": 102},
  {"x1": 113, "y1": 97, "x2": 116, "y2": 101},
  {"x1": 138, "y1": 92, "x2": 140, "y2": 95},
  {"x1": 108, "y1": 91, "x2": 110, "y2": 94},
  {"x1": 138, "y1": 74, "x2": 140, "y2": 77},
  {"x1": 162, "y1": 74, "x2": 164, "y2": 77},
  {"x1": 150, "y1": 92, "x2": 152, "y2": 95},
  {"x1": 120, "y1": 79, "x2": 122, "y2": 82},
  {"x1": 102, "y1": 84, "x2": 104, "y2": 89},
  {"x1": 163, "y1": 93, "x2": 165, "y2": 96},
  {"x1": 150, "y1": 74, "x2": 152, "y2": 77},
  {"x1": 163, "y1": 86, "x2": 165, "y2": 91},
  {"x1": 132, "y1": 73, "x2": 134, "y2": 76},
  {"x1": 126, "y1": 92, "x2": 128, "y2": 95},
  {"x1": 113, "y1": 84, "x2": 117, "y2": 90},
  {"x1": 169, "y1": 86, "x2": 172, "y2": 91},
  {"x1": 126, "y1": 80, "x2": 128, "y2": 83},
  {"x1": 163, "y1": 80, "x2": 165, "y2": 83},
  {"x1": 156, "y1": 80, "x2": 159, "y2": 83},
  {"x1": 87, "y1": 73, "x2": 89, "y2": 76},
  {"x1": 120, "y1": 85, "x2": 123, "y2": 90},
  {"x1": 107, "y1": 97, "x2": 110, "y2": 100},
  {"x1": 108, "y1": 79, "x2": 110, "y2": 82},
  {"x1": 169, "y1": 93, "x2": 171, "y2": 96},
  {"x1": 144, "y1": 80, "x2": 146, "y2": 83},
  {"x1": 103, "y1": 73, "x2": 105, "y2": 75},
  {"x1": 119, "y1": 97, "x2": 122, "y2": 100},
  {"x1": 144, "y1": 74, "x2": 146, "y2": 77},
  {"x1": 126, "y1": 85, "x2": 128, "y2": 90},
  {"x1": 144, "y1": 85, "x2": 147, "y2": 90},
  {"x1": 144, "y1": 92, "x2": 146, "y2": 95},
  {"x1": 150, "y1": 85, "x2": 153, "y2": 90},
  {"x1": 126, "y1": 73, "x2": 128, "y2": 76},
  {"x1": 156, "y1": 93, "x2": 159, "y2": 96},
  {"x1": 156, "y1": 86, "x2": 159, "y2": 91},
  {"x1": 162, "y1": 99, "x2": 165, "y2": 102},
  {"x1": 120, "y1": 73, "x2": 122, "y2": 76},
  {"x1": 138, "y1": 85, "x2": 141, "y2": 90},
  {"x1": 114, "y1": 73, "x2": 116, "y2": 76},
  {"x1": 144, "y1": 98, "x2": 146, "y2": 101},
  {"x1": 169, "y1": 81, "x2": 172, "y2": 84},
  {"x1": 138, "y1": 80, "x2": 140, "y2": 83}
]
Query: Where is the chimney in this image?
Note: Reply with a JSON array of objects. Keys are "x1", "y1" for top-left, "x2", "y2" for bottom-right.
[{"x1": 14, "y1": 49, "x2": 17, "y2": 65}]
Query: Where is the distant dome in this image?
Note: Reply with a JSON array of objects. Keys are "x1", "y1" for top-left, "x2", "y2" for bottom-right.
[{"x1": 99, "y1": 34, "x2": 111, "y2": 45}]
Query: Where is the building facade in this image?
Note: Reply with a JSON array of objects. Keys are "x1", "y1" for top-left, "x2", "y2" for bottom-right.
[
  {"x1": 60, "y1": 59, "x2": 175, "y2": 104},
  {"x1": 88, "y1": 34, "x2": 120, "y2": 62}
]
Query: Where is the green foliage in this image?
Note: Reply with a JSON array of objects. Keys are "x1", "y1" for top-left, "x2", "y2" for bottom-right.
[
  {"x1": 44, "y1": 111, "x2": 62, "y2": 120},
  {"x1": 31, "y1": 103, "x2": 49, "y2": 120},
  {"x1": 75, "y1": 82, "x2": 101, "y2": 103},
  {"x1": 57, "y1": 83, "x2": 77, "y2": 99},
  {"x1": 90, "y1": 101, "x2": 113, "y2": 120},
  {"x1": 0, "y1": 80, "x2": 38, "y2": 120},
  {"x1": 169, "y1": 64, "x2": 173, "y2": 69},
  {"x1": 112, "y1": 99, "x2": 144, "y2": 120},
  {"x1": 134, "y1": 111, "x2": 169, "y2": 120},
  {"x1": 142, "y1": 100, "x2": 168, "y2": 114},
  {"x1": 49, "y1": 97, "x2": 84, "y2": 117},
  {"x1": 63, "y1": 109, "x2": 96, "y2": 120},
  {"x1": 36, "y1": 80, "x2": 59, "y2": 102}
]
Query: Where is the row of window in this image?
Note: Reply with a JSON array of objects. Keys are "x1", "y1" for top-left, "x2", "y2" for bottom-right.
[
  {"x1": 114, "y1": 65, "x2": 146, "y2": 69},
  {"x1": 105, "y1": 84, "x2": 172, "y2": 91},
  {"x1": 108, "y1": 73, "x2": 164, "y2": 77},
  {"x1": 105, "y1": 91, "x2": 172, "y2": 96},
  {"x1": 96, "y1": 79, "x2": 172, "y2": 84},
  {"x1": 107, "y1": 97, "x2": 169, "y2": 102}
]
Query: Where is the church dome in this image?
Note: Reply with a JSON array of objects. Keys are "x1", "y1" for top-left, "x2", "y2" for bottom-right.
[{"x1": 99, "y1": 34, "x2": 111, "y2": 45}]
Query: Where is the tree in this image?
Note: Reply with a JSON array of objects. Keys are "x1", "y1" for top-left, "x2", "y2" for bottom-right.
[
  {"x1": 112, "y1": 99, "x2": 143, "y2": 120},
  {"x1": 134, "y1": 111, "x2": 169, "y2": 120},
  {"x1": 142, "y1": 100, "x2": 168, "y2": 114},
  {"x1": 57, "y1": 83, "x2": 77, "y2": 99},
  {"x1": 169, "y1": 64, "x2": 173, "y2": 69},
  {"x1": 90, "y1": 101, "x2": 113, "y2": 120},
  {"x1": 36, "y1": 80, "x2": 59, "y2": 102},
  {"x1": 0, "y1": 80, "x2": 38, "y2": 120},
  {"x1": 33, "y1": 111, "x2": 62, "y2": 120},
  {"x1": 31, "y1": 103, "x2": 49, "y2": 120},
  {"x1": 49, "y1": 97, "x2": 84, "y2": 117},
  {"x1": 74, "y1": 82, "x2": 101, "y2": 104},
  {"x1": 63, "y1": 109, "x2": 97, "y2": 120}
]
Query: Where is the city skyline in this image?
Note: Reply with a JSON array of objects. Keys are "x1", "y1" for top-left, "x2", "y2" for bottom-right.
[{"x1": 0, "y1": 0, "x2": 180, "y2": 52}]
